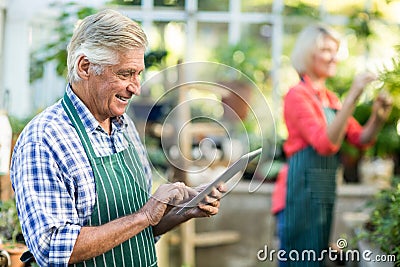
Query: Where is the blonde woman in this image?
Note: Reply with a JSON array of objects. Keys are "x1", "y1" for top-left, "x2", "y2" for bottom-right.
[{"x1": 275, "y1": 24, "x2": 392, "y2": 266}]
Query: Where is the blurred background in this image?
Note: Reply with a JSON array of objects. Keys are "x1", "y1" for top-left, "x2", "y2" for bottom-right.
[{"x1": 0, "y1": 0, "x2": 400, "y2": 266}]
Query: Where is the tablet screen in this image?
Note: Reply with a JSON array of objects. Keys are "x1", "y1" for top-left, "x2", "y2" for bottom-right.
[{"x1": 176, "y1": 148, "x2": 262, "y2": 215}]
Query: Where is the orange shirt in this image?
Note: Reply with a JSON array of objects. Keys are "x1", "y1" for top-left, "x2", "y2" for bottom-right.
[{"x1": 283, "y1": 75, "x2": 367, "y2": 157}]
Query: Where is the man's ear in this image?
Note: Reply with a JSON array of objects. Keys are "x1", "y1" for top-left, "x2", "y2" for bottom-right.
[{"x1": 76, "y1": 55, "x2": 90, "y2": 80}]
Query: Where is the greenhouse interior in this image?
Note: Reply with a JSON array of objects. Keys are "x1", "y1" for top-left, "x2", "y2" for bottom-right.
[{"x1": 0, "y1": 0, "x2": 399, "y2": 266}]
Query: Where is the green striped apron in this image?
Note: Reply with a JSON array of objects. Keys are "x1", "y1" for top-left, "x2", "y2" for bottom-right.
[
  {"x1": 283, "y1": 108, "x2": 338, "y2": 267},
  {"x1": 62, "y1": 93, "x2": 157, "y2": 267}
]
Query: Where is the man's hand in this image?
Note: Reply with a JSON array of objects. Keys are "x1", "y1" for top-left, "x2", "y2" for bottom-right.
[
  {"x1": 151, "y1": 183, "x2": 227, "y2": 236},
  {"x1": 183, "y1": 183, "x2": 227, "y2": 218},
  {"x1": 138, "y1": 182, "x2": 197, "y2": 226}
]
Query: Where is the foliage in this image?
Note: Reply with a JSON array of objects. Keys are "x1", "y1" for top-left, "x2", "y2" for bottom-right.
[
  {"x1": 110, "y1": 0, "x2": 185, "y2": 7},
  {"x1": 358, "y1": 176, "x2": 400, "y2": 264},
  {"x1": 0, "y1": 199, "x2": 22, "y2": 244},
  {"x1": 210, "y1": 40, "x2": 270, "y2": 90},
  {"x1": 109, "y1": 0, "x2": 141, "y2": 6},
  {"x1": 330, "y1": 51, "x2": 400, "y2": 159},
  {"x1": 329, "y1": 5, "x2": 391, "y2": 159},
  {"x1": 347, "y1": 101, "x2": 400, "y2": 158},
  {"x1": 326, "y1": 64, "x2": 355, "y2": 98},
  {"x1": 379, "y1": 51, "x2": 400, "y2": 103},
  {"x1": 30, "y1": 2, "x2": 167, "y2": 83},
  {"x1": 198, "y1": 0, "x2": 230, "y2": 11},
  {"x1": 30, "y1": 2, "x2": 97, "y2": 82},
  {"x1": 144, "y1": 50, "x2": 168, "y2": 69},
  {"x1": 367, "y1": 50, "x2": 400, "y2": 158},
  {"x1": 283, "y1": 2, "x2": 320, "y2": 18},
  {"x1": 369, "y1": 119, "x2": 400, "y2": 158},
  {"x1": 29, "y1": 52, "x2": 45, "y2": 84},
  {"x1": 348, "y1": 8, "x2": 382, "y2": 39},
  {"x1": 8, "y1": 115, "x2": 35, "y2": 135}
]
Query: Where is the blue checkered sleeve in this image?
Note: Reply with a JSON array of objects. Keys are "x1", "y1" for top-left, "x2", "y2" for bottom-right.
[{"x1": 11, "y1": 136, "x2": 81, "y2": 267}]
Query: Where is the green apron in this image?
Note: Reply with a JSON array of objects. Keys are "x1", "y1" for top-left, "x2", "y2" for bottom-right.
[
  {"x1": 283, "y1": 108, "x2": 338, "y2": 267},
  {"x1": 62, "y1": 93, "x2": 157, "y2": 267}
]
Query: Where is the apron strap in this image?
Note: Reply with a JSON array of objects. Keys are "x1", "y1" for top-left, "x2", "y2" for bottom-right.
[{"x1": 61, "y1": 92, "x2": 97, "y2": 159}]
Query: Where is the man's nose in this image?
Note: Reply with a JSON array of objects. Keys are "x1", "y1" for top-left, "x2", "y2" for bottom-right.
[{"x1": 127, "y1": 82, "x2": 141, "y2": 96}]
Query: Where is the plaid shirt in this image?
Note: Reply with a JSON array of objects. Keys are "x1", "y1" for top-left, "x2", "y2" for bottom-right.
[{"x1": 10, "y1": 85, "x2": 152, "y2": 267}]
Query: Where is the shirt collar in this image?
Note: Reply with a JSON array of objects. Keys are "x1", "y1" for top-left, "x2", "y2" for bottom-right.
[
  {"x1": 66, "y1": 84, "x2": 127, "y2": 134},
  {"x1": 301, "y1": 75, "x2": 326, "y2": 93},
  {"x1": 301, "y1": 75, "x2": 330, "y2": 105}
]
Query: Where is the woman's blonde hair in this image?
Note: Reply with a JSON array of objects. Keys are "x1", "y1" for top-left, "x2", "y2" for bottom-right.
[
  {"x1": 67, "y1": 9, "x2": 148, "y2": 83},
  {"x1": 291, "y1": 23, "x2": 340, "y2": 76}
]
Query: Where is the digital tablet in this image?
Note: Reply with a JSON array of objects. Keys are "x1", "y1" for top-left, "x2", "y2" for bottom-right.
[{"x1": 176, "y1": 148, "x2": 262, "y2": 215}]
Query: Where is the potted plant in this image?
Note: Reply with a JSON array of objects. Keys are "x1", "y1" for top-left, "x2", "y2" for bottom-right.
[
  {"x1": 355, "y1": 176, "x2": 400, "y2": 266},
  {"x1": 0, "y1": 198, "x2": 27, "y2": 267}
]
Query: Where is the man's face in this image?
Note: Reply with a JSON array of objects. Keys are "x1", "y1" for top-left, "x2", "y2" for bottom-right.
[{"x1": 86, "y1": 48, "x2": 145, "y2": 123}]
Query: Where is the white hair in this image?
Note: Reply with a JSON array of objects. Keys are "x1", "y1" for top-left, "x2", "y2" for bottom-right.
[{"x1": 67, "y1": 9, "x2": 148, "y2": 83}]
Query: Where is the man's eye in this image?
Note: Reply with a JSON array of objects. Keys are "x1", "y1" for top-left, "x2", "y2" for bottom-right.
[{"x1": 118, "y1": 72, "x2": 132, "y2": 79}]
